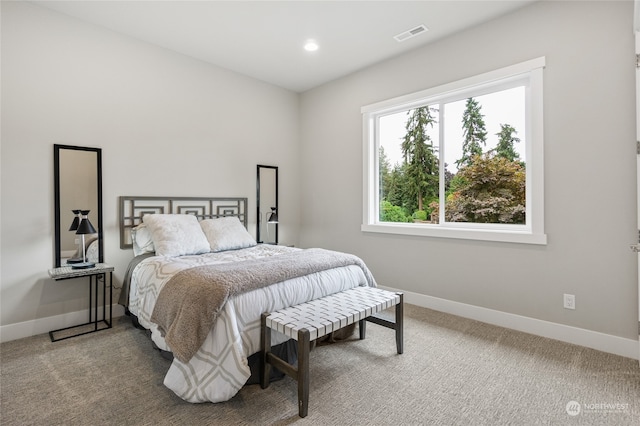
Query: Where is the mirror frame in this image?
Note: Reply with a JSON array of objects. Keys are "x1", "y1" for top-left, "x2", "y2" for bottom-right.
[
  {"x1": 256, "y1": 164, "x2": 278, "y2": 245},
  {"x1": 54, "y1": 144, "x2": 104, "y2": 267}
]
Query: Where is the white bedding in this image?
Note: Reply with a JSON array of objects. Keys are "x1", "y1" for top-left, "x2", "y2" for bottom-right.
[{"x1": 128, "y1": 244, "x2": 372, "y2": 403}]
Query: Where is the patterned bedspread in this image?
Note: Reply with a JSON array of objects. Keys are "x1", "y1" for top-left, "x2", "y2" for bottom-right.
[{"x1": 128, "y1": 244, "x2": 373, "y2": 403}]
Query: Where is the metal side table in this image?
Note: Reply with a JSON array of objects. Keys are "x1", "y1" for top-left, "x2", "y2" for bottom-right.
[{"x1": 48, "y1": 263, "x2": 114, "y2": 342}]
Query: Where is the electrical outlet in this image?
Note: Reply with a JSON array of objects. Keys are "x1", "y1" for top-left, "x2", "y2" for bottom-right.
[
  {"x1": 74, "y1": 238, "x2": 80, "y2": 244},
  {"x1": 563, "y1": 294, "x2": 575, "y2": 310}
]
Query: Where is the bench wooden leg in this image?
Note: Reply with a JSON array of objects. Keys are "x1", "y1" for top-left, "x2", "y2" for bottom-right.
[
  {"x1": 260, "y1": 313, "x2": 271, "y2": 389},
  {"x1": 359, "y1": 318, "x2": 366, "y2": 339},
  {"x1": 396, "y1": 293, "x2": 404, "y2": 354},
  {"x1": 297, "y1": 329, "x2": 310, "y2": 418}
]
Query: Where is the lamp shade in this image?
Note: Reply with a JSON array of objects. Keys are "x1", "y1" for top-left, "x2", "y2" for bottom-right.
[
  {"x1": 267, "y1": 207, "x2": 278, "y2": 224},
  {"x1": 68, "y1": 209, "x2": 81, "y2": 231},
  {"x1": 76, "y1": 210, "x2": 97, "y2": 235}
]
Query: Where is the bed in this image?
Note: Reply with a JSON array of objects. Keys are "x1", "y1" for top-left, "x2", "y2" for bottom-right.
[{"x1": 118, "y1": 196, "x2": 376, "y2": 403}]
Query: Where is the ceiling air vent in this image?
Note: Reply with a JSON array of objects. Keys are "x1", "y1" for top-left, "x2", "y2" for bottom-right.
[{"x1": 394, "y1": 24, "x2": 428, "y2": 42}]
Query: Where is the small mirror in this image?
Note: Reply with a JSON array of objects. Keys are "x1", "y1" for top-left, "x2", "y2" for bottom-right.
[
  {"x1": 256, "y1": 165, "x2": 278, "y2": 244},
  {"x1": 54, "y1": 144, "x2": 103, "y2": 267}
]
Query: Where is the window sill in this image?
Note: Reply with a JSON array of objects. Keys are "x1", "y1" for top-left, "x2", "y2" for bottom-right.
[{"x1": 361, "y1": 223, "x2": 547, "y2": 245}]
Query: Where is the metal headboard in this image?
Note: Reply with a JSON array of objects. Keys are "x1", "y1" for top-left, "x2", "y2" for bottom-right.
[{"x1": 119, "y1": 196, "x2": 248, "y2": 249}]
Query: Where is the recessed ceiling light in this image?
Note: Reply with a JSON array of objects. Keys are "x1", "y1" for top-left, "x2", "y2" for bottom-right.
[{"x1": 304, "y1": 40, "x2": 319, "y2": 52}]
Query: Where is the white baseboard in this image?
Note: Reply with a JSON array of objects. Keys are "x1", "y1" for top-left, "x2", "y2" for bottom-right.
[
  {"x1": 0, "y1": 304, "x2": 126, "y2": 343},
  {"x1": 2, "y1": 291, "x2": 637, "y2": 360},
  {"x1": 380, "y1": 286, "x2": 639, "y2": 360}
]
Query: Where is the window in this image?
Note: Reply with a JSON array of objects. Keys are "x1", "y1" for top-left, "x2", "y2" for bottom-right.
[{"x1": 362, "y1": 58, "x2": 546, "y2": 244}]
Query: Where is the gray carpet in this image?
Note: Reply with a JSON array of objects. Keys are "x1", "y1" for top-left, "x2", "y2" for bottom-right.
[{"x1": 1, "y1": 304, "x2": 639, "y2": 425}]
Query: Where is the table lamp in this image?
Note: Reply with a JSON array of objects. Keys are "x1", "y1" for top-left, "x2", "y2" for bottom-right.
[{"x1": 71, "y1": 210, "x2": 97, "y2": 269}]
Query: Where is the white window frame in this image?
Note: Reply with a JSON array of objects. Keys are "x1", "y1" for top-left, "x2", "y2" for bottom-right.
[{"x1": 361, "y1": 57, "x2": 547, "y2": 245}]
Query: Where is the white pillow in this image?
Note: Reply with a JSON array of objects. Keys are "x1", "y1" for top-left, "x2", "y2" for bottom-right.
[
  {"x1": 142, "y1": 214, "x2": 210, "y2": 257},
  {"x1": 200, "y1": 217, "x2": 257, "y2": 252},
  {"x1": 131, "y1": 224, "x2": 155, "y2": 256}
]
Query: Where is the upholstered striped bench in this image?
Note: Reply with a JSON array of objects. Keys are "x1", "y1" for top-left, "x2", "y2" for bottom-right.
[{"x1": 260, "y1": 286, "x2": 404, "y2": 418}]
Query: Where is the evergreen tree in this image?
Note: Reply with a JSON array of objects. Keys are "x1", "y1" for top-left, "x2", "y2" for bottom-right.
[
  {"x1": 378, "y1": 147, "x2": 410, "y2": 221},
  {"x1": 456, "y1": 98, "x2": 487, "y2": 169},
  {"x1": 401, "y1": 106, "x2": 438, "y2": 212},
  {"x1": 494, "y1": 124, "x2": 520, "y2": 162},
  {"x1": 379, "y1": 146, "x2": 391, "y2": 202},
  {"x1": 387, "y1": 164, "x2": 407, "y2": 210}
]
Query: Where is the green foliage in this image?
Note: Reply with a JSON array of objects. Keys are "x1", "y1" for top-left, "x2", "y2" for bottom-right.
[
  {"x1": 494, "y1": 123, "x2": 520, "y2": 162},
  {"x1": 381, "y1": 163, "x2": 411, "y2": 212},
  {"x1": 379, "y1": 146, "x2": 391, "y2": 176},
  {"x1": 428, "y1": 200, "x2": 440, "y2": 222},
  {"x1": 456, "y1": 98, "x2": 487, "y2": 169},
  {"x1": 379, "y1": 146, "x2": 392, "y2": 201},
  {"x1": 401, "y1": 106, "x2": 439, "y2": 212},
  {"x1": 380, "y1": 200, "x2": 413, "y2": 223},
  {"x1": 443, "y1": 165, "x2": 455, "y2": 193},
  {"x1": 446, "y1": 174, "x2": 467, "y2": 197},
  {"x1": 378, "y1": 97, "x2": 524, "y2": 226},
  {"x1": 445, "y1": 154, "x2": 525, "y2": 224},
  {"x1": 412, "y1": 210, "x2": 428, "y2": 221}
]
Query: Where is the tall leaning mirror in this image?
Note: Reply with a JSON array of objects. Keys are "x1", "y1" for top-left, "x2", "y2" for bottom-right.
[
  {"x1": 256, "y1": 165, "x2": 278, "y2": 245},
  {"x1": 54, "y1": 144, "x2": 103, "y2": 267}
]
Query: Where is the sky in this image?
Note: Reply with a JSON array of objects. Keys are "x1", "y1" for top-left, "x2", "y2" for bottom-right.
[{"x1": 379, "y1": 86, "x2": 526, "y2": 174}]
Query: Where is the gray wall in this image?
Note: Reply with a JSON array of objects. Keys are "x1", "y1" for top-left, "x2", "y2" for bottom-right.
[
  {"x1": 0, "y1": 1, "x2": 300, "y2": 328},
  {"x1": 1, "y1": 0, "x2": 637, "y2": 350},
  {"x1": 299, "y1": 1, "x2": 638, "y2": 340}
]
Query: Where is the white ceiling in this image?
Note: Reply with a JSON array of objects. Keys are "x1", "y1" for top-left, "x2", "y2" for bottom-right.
[{"x1": 31, "y1": 0, "x2": 537, "y2": 93}]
